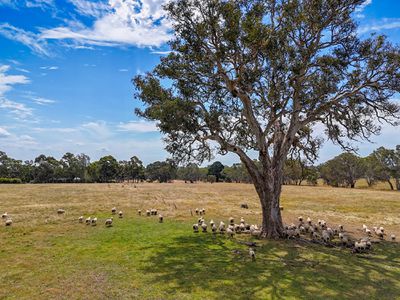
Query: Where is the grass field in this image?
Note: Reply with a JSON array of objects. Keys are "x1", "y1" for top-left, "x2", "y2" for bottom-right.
[{"x1": 1, "y1": 182, "x2": 400, "y2": 299}]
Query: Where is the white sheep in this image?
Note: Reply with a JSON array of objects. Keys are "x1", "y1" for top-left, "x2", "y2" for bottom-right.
[
  {"x1": 307, "y1": 217, "x2": 312, "y2": 225},
  {"x1": 322, "y1": 230, "x2": 331, "y2": 243},
  {"x1": 229, "y1": 217, "x2": 234, "y2": 224},
  {"x1": 78, "y1": 216, "x2": 84, "y2": 223},
  {"x1": 118, "y1": 211, "x2": 123, "y2": 218},
  {"x1": 212, "y1": 224, "x2": 217, "y2": 233},
  {"x1": 105, "y1": 218, "x2": 113, "y2": 227},
  {"x1": 159, "y1": 214, "x2": 163, "y2": 223},
  {"x1": 195, "y1": 208, "x2": 199, "y2": 215},
  {"x1": 202, "y1": 208, "x2": 206, "y2": 215},
  {"x1": 146, "y1": 210, "x2": 151, "y2": 216},
  {"x1": 391, "y1": 234, "x2": 396, "y2": 241},
  {"x1": 85, "y1": 217, "x2": 91, "y2": 225},
  {"x1": 5, "y1": 219, "x2": 12, "y2": 226},
  {"x1": 226, "y1": 227, "x2": 234, "y2": 237},
  {"x1": 239, "y1": 223, "x2": 245, "y2": 232},
  {"x1": 240, "y1": 217, "x2": 245, "y2": 224},
  {"x1": 1, "y1": 212, "x2": 7, "y2": 219},
  {"x1": 249, "y1": 248, "x2": 256, "y2": 260},
  {"x1": 193, "y1": 224, "x2": 199, "y2": 233},
  {"x1": 138, "y1": 210, "x2": 142, "y2": 216},
  {"x1": 111, "y1": 207, "x2": 117, "y2": 215},
  {"x1": 210, "y1": 219, "x2": 215, "y2": 226},
  {"x1": 57, "y1": 209, "x2": 65, "y2": 215},
  {"x1": 362, "y1": 224, "x2": 368, "y2": 231},
  {"x1": 298, "y1": 216, "x2": 303, "y2": 223},
  {"x1": 198, "y1": 217, "x2": 204, "y2": 225},
  {"x1": 338, "y1": 224, "x2": 344, "y2": 232},
  {"x1": 201, "y1": 222, "x2": 207, "y2": 232},
  {"x1": 91, "y1": 217, "x2": 97, "y2": 226},
  {"x1": 219, "y1": 221, "x2": 226, "y2": 233},
  {"x1": 365, "y1": 229, "x2": 372, "y2": 236}
]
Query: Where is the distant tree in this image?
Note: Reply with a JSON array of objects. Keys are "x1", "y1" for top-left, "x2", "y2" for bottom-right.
[
  {"x1": 177, "y1": 163, "x2": 201, "y2": 183},
  {"x1": 207, "y1": 161, "x2": 225, "y2": 182},
  {"x1": 60, "y1": 152, "x2": 90, "y2": 182},
  {"x1": 128, "y1": 156, "x2": 145, "y2": 182},
  {"x1": 222, "y1": 163, "x2": 251, "y2": 183},
  {"x1": 33, "y1": 155, "x2": 62, "y2": 183},
  {"x1": 372, "y1": 146, "x2": 400, "y2": 190},
  {"x1": 97, "y1": 155, "x2": 119, "y2": 183},
  {"x1": 146, "y1": 160, "x2": 176, "y2": 183},
  {"x1": 134, "y1": 0, "x2": 400, "y2": 237}
]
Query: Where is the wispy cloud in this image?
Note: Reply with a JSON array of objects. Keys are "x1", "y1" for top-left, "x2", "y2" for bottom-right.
[
  {"x1": 68, "y1": 0, "x2": 109, "y2": 17},
  {"x1": 117, "y1": 121, "x2": 158, "y2": 133},
  {"x1": 151, "y1": 50, "x2": 172, "y2": 55},
  {"x1": 0, "y1": 65, "x2": 30, "y2": 96},
  {"x1": 0, "y1": 127, "x2": 11, "y2": 138},
  {"x1": 0, "y1": 98, "x2": 34, "y2": 119},
  {"x1": 118, "y1": 68, "x2": 128, "y2": 72},
  {"x1": 356, "y1": 0, "x2": 372, "y2": 12},
  {"x1": 0, "y1": 23, "x2": 50, "y2": 56},
  {"x1": 358, "y1": 18, "x2": 400, "y2": 34},
  {"x1": 30, "y1": 96, "x2": 57, "y2": 105},
  {"x1": 40, "y1": 66, "x2": 58, "y2": 70}
]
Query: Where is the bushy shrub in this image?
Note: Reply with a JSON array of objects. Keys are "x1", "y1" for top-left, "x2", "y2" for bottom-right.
[{"x1": 0, "y1": 178, "x2": 22, "y2": 184}]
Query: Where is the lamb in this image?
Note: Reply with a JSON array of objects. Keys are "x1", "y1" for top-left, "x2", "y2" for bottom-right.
[
  {"x1": 229, "y1": 217, "x2": 234, "y2": 224},
  {"x1": 85, "y1": 217, "x2": 91, "y2": 225},
  {"x1": 201, "y1": 222, "x2": 207, "y2": 232},
  {"x1": 1, "y1": 212, "x2": 7, "y2": 219},
  {"x1": 159, "y1": 214, "x2": 163, "y2": 223},
  {"x1": 249, "y1": 248, "x2": 256, "y2": 260},
  {"x1": 193, "y1": 224, "x2": 199, "y2": 233},
  {"x1": 78, "y1": 216, "x2": 84, "y2": 223},
  {"x1": 138, "y1": 210, "x2": 142, "y2": 216},
  {"x1": 391, "y1": 234, "x2": 396, "y2": 241},
  {"x1": 118, "y1": 211, "x2": 123, "y2": 218},
  {"x1": 91, "y1": 217, "x2": 97, "y2": 226},
  {"x1": 57, "y1": 209, "x2": 65, "y2": 215},
  {"x1": 105, "y1": 218, "x2": 113, "y2": 227},
  {"x1": 5, "y1": 219, "x2": 12, "y2": 226},
  {"x1": 111, "y1": 207, "x2": 117, "y2": 215}
]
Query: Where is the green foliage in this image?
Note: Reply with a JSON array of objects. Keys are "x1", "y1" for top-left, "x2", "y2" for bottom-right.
[
  {"x1": 146, "y1": 160, "x2": 176, "y2": 183},
  {"x1": 0, "y1": 177, "x2": 22, "y2": 184},
  {"x1": 207, "y1": 161, "x2": 225, "y2": 182}
]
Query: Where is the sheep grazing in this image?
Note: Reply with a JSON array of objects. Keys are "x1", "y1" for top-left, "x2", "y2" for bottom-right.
[
  {"x1": 198, "y1": 217, "x2": 204, "y2": 225},
  {"x1": 279, "y1": 206, "x2": 284, "y2": 211},
  {"x1": 375, "y1": 229, "x2": 384, "y2": 239},
  {"x1": 249, "y1": 248, "x2": 256, "y2": 260},
  {"x1": 211, "y1": 224, "x2": 217, "y2": 233},
  {"x1": 118, "y1": 211, "x2": 123, "y2": 218},
  {"x1": 201, "y1": 208, "x2": 206, "y2": 215},
  {"x1": 229, "y1": 217, "x2": 234, "y2": 224},
  {"x1": 159, "y1": 214, "x2": 163, "y2": 223},
  {"x1": 239, "y1": 223, "x2": 245, "y2": 232},
  {"x1": 1, "y1": 212, "x2": 7, "y2": 219},
  {"x1": 307, "y1": 217, "x2": 312, "y2": 225},
  {"x1": 219, "y1": 221, "x2": 226, "y2": 233},
  {"x1": 226, "y1": 227, "x2": 234, "y2": 237},
  {"x1": 338, "y1": 224, "x2": 344, "y2": 232},
  {"x1": 240, "y1": 217, "x2": 245, "y2": 224},
  {"x1": 91, "y1": 217, "x2": 97, "y2": 226},
  {"x1": 362, "y1": 224, "x2": 368, "y2": 231},
  {"x1": 151, "y1": 209, "x2": 157, "y2": 216},
  {"x1": 5, "y1": 219, "x2": 12, "y2": 226},
  {"x1": 193, "y1": 224, "x2": 199, "y2": 233},
  {"x1": 195, "y1": 208, "x2": 199, "y2": 215},
  {"x1": 210, "y1": 219, "x2": 215, "y2": 227},
  {"x1": 57, "y1": 209, "x2": 65, "y2": 215},
  {"x1": 146, "y1": 210, "x2": 151, "y2": 216},
  {"x1": 111, "y1": 207, "x2": 117, "y2": 215},
  {"x1": 105, "y1": 218, "x2": 113, "y2": 227},
  {"x1": 391, "y1": 234, "x2": 396, "y2": 241},
  {"x1": 354, "y1": 241, "x2": 367, "y2": 253},
  {"x1": 138, "y1": 210, "x2": 142, "y2": 216},
  {"x1": 322, "y1": 230, "x2": 331, "y2": 243},
  {"x1": 234, "y1": 224, "x2": 241, "y2": 233},
  {"x1": 365, "y1": 229, "x2": 372, "y2": 236},
  {"x1": 240, "y1": 203, "x2": 249, "y2": 209},
  {"x1": 379, "y1": 226, "x2": 385, "y2": 233},
  {"x1": 312, "y1": 231, "x2": 320, "y2": 241},
  {"x1": 298, "y1": 216, "x2": 303, "y2": 223},
  {"x1": 201, "y1": 222, "x2": 207, "y2": 233},
  {"x1": 85, "y1": 217, "x2": 91, "y2": 225},
  {"x1": 78, "y1": 216, "x2": 84, "y2": 223}
]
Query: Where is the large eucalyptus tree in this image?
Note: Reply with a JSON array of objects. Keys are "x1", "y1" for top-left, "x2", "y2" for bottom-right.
[{"x1": 133, "y1": 0, "x2": 400, "y2": 238}]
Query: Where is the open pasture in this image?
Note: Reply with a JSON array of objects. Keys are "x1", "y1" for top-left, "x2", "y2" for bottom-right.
[{"x1": 1, "y1": 182, "x2": 400, "y2": 299}]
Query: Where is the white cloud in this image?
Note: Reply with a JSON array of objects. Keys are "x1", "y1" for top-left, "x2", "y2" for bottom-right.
[
  {"x1": 16, "y1": 68, "x2": 30, "y2": 73},
  {"x1": 0, "y1": 65, "x2": 30, "y2": 96},
  {"x1": 0, "y1": 98, "x2": 34, "y2": 119},
  {"x1": 0, "y1": 23, "x2": 50, "y2": 56},
  {"x1": 40, "y1": 0, "x2": 172, "y2": 48},
  {"x1": 30, "y1": 96, "x2": 57, "y2": 105},
  {"x1": 119, "y1": 68, "x2": 129, "y2": 72},
  {"x1": 117, "y1": 121, "x2": 158, "y2": 133},
  {"x1": 358, "y1": 18, "x2": 400, "y2": 34},
  {"x1": 25, "y1": 0, "x2": 54, "y2": 10},
  {"x1": 356, "y1": 0, "x2": 372, "y2": 12},
  {"x1": 0, "y1": 127, "x2": 11, "y2": 138},
  {"x1": 40, "y1": 66, "x2": 58, "y2": 70},
  {"x1": 151, "y1": 50, "x2": 172, "y2": 55}
]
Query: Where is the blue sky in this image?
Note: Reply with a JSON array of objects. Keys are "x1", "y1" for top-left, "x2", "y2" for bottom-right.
[{"x1": 0, "y1": 0, "x2": 399, "y2": 165}]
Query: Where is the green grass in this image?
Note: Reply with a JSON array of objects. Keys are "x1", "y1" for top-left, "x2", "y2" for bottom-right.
[{"x1": 0, "y1": 183, "x2": 399, "y2": 299}]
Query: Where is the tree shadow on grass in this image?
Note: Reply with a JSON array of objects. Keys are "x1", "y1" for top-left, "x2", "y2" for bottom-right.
[{"x1": 139, "y1": 233, "x2": 400, "y2": 299}]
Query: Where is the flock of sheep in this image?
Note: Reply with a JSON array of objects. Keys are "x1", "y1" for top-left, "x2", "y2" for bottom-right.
[
  {"x1": 191, "y1": 208, "x2": 396, "y2": 257},
  {"x1": 2, "y1": 203, "x2": 396, "y2": 258}
]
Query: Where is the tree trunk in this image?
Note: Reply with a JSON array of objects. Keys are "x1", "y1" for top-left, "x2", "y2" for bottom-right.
[
  {"x1": 388, "y1": 180, "x2": 394, "y2": 190},
  {"x1": 396, "y1": 179, "x2": 400, "y2": 191}
]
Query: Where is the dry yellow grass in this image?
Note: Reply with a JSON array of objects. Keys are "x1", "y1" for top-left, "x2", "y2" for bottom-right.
[{"x1": 0, "y1": 182, "x2": 399, "y2": 299}]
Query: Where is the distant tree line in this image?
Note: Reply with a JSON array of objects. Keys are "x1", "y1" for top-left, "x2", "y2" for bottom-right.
[{"x1": 0, "y1": 145, "x2": 399, "y2": 190}]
